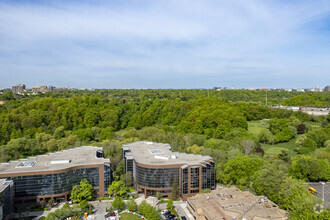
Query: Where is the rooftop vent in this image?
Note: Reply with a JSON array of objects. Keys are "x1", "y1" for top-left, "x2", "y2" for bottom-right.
[
  {"x1": 50, "y1": 160, "x2": 71, "y2": 165},
  {"x1": 155, "y1": 155, "x2": 170, "y2": 160},
  {"x1": 16, "y1": 161, "x2": 36, "y2": 168},
  {"x1": 150, "y1": 149, "x2": 163, "y2": 154}
]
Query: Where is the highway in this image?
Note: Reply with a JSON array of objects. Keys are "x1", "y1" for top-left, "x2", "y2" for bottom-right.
[{"x1": 271, "y1": 106, "x2": 329, "y2": 116}]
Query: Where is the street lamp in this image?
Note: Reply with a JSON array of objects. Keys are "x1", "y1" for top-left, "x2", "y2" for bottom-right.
[{"x1": 320, "y1": 182, "x2": 327, "y2": 205}]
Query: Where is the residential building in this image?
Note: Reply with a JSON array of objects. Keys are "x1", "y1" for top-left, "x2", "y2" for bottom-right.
[
  {"x1": 122, "y1": 141, "x2": 215, "y2": 200},
  {"x1": 187, "y1": 187, "x2": 288, "y2": 220},
  {"x1": 0, "y1": 101, "x2": 5, "y2": 105},
  {"x1": 0, "y1": 146, "x2": 111, "y2": 206},
  {"x1": 324, "y1": 86, "x2": 330, "y2": 92},
  {"x1": 11, "y1": 84, "x2": 26, "y2": 94},
  {"x1": 0, "y1": 179, "x2": 14, "y2": 220}
]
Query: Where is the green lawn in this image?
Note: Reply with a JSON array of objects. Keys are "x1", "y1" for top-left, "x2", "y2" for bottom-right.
[
  {"x1": 120, "y1": 212, "x2": 143, "y2": 220},
  {"x1": 247, "y1": 120, "x2": 269, "y2": 137},
  {"x1": 261, "y1": 138, "x2": 297, "y2": 156}
]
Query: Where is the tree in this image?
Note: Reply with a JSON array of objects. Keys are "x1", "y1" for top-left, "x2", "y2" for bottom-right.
[
  {"x1": 108, "y1": 180, "x2": 128, "y2": 198},
  {"x1": 112, "y1": 196, "x2": 125, "y2": 211},
  {"x1": 278, "y1": 150, "x2": 290, "y2": 163},
  {"x1": 257, "y1": 129, "x2": 272, "y2": 144},
  {"x1": 171, "y1": 179, "x2": 179, "y2": 200},
  {"x1": 126, "y1": 199, "x2": 137, "y2": 211},
  {"x1": 241, "y1": 139, "x2": 256, "y2": 155},
  {"x1": 120, "y1": 172, "x2": 133, "y2": 187},
  {"x1": 290, "y1": 155, "x2": 330, "y2": 182},
  {"x1": 70, "y1": 179, "x2": 94, "y2": 203},
  {"x1": 80, "y1": 200, "x2": 88, "y2": 210},
  {"x1": 167, "y1": 199, "x2": 173, "y2": 210},
  {"x1": 186, "y1": 144, "x2": 204, "y2": 154},
  {"x1": 156, "y1": 192, "x2": 163, "y2": 200},
  {"x1": 221, "y1": 156, "x2": 263, "y2": 189}
]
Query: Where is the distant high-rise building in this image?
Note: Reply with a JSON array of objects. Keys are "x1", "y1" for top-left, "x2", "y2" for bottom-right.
[
  {"x1": 11, "y1": 84, "x2": 26, "y2": 94},
  {"x1": 48, "y1": 85, "x2": 56, "y2": 91},
  {"x1": 324, "y1": 86, "x2": 330, "y2": 92},
  {"x1": 40, "y1": 85, "x2": 47, "y2": 93}
]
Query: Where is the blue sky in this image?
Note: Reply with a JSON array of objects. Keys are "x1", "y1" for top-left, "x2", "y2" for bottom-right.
[{"x1": 0, "y1": 0, "x2": 329, "y2": 89}]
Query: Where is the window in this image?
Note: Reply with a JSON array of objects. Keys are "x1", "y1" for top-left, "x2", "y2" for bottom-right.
[
  {"x1": 190, "y1": 167, "x2": 200, "y2": 188},
  {"x1": 135, "y1": 165, "x2": 179, "y2": 188}
]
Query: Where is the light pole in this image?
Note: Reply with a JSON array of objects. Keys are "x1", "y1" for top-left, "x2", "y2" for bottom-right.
[{"x1": 320, "y1": 182, "x2": 327, "y2": 205}]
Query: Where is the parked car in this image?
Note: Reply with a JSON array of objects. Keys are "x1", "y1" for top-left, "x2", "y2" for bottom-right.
[
  {"x1": 105, "y1": 211, "x2": 116, "y2": 218},
  {"x1": 181, "y1": 217, "x2": 187, "y2": 220}
]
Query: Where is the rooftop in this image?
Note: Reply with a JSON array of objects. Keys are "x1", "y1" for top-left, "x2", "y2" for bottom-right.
[
  {"x1": 187, "y1": 187, "x2": 288, "y2": 220},
  {"x1": 0, "y1": 146, "x2": 110, "y2": 175},
  {"x1": 123, "y1": 141, "x2": 212, "y2": 166},
  {"x1": 0, "y1": 179, "x2": 12, "y2": 193}
]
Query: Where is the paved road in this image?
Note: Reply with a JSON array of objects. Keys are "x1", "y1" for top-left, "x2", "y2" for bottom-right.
[
  {"x1": 307, "y1": 182, "x2": 330, "y2": 208},
  {"x1": 90, "y1": 200, "x2": 111, "y2": 220}
]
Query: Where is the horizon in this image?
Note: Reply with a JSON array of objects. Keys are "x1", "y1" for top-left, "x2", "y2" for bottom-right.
[{"x1": 1, "y1": 0, "x2": 330, "y2": 88}]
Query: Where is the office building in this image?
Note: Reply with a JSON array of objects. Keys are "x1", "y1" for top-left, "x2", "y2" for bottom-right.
[
  {"x1": 122, "y1": 141, "x2": 215, "y2": 200},
  {"x1": 11, "y1": 84, "x2": 26, "y2": 94},
  {"x1": 187, "y1": 187, "x2": 288, "y2": 220},
  {"x1": 0, "y1": 179, "x2": 14, "y2": 220},
  {"x1": 0, "y1": 146, "x2": 111, "y2": 206}
]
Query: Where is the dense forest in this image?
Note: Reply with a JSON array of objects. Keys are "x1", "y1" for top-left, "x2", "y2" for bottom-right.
[{"x1": 0, "y1": 89, "x2": 330, "y2": 219}]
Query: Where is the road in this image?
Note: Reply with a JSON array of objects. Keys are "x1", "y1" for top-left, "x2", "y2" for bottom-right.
[
  {"x1": 307, "y1": 182, "x2": 330, "y2": 208},
  {"x1": 271, "y1": 106, "x2": 329, "y2": 116}
]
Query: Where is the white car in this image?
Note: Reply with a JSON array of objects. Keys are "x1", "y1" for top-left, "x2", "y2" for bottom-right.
[{"x1": 161, "y1": 210, "x2": 168, "y2": 215}]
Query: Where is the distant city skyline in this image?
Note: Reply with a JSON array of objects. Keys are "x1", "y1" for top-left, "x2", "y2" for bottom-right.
[{"x1": 0, "y1": 0, "x2": 329, "y2": 89}]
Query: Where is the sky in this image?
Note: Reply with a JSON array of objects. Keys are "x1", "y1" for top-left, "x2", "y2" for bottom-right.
[{"x1": 0, "y1": 0, "x2": 330, "y2": 89}]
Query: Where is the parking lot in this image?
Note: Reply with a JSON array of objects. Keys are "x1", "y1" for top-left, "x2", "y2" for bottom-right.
[{"x1": 307, "y1": 182, "x2": 330, "y2": 208}]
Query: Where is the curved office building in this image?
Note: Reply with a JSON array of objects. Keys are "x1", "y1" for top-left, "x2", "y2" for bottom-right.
[
  {"x1": 122, "y1": 142, "x2": 215, "y2": 200},
  {"x1": 0, "y1": 146, "x2": 111, "y2": 206}
]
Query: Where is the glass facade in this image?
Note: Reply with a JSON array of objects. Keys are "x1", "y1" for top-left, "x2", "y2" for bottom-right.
[
  {"x1": 0, "y1": 188, "x2": 11, "y2": 220},
  {"x1": 202, "y1": 162, "x2": 216, "y2": 189},
  {"x1": 5, "y1": 167, "x2": 99, "y2": 198},
  {"x1": 190, "y1": 167, "x2": 199, "y2": 188},
  {"x1": 135, "y1": 165, "x2": 179, "y2": 188},
  {"x1": 125, "y1": 159, "x2": 134, "y2": 176},
  {"x1": 104, "y1": 164, "x2": 111, "y2": 192},
  {"x1": 181, "y1": 167, "x2": 188, "y2": 194}
]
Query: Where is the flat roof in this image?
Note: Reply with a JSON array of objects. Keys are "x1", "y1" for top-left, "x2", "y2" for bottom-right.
[
  {"x1": 0, "y1": 179, "x2": 12, "y2": 193},
  {"x1": 0, "y1": 146, "x2": 110, "y2": 175},
  {"x1": 123, "y1": 141, "x2": 212, "y2": 166},
  {"x1": 187, "y1": 187, "x2": 288, "y2": 220}
]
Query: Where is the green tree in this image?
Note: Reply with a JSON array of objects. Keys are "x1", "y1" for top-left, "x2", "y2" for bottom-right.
[
  {"x1": 290, "y1": 155, "x2": 330, "y2": 182},
  {"x1": 257, "y1": 129, "x2": 273, "y2": 144},
  {"x1": 108, "y1": 180, "x2": 128, "y2": 198},
  {"x1": 171, "y1": 179, "x2": 179, "y2": 200},
  {"x1": 186, "y1": 144, "x2": 204, "y2": 154},
  {"x1": 80, "y1": 200, "x2": 88, "y2": 210},
  {"x1": 126, "y1": 199, "x2": 137, "y2": 211},
  {"x1": 167, "y1": 199, "x2": 173, "y2": 210},
  {"x1": 221, "y1": 156, "x2": 263, "y2": 189},
  {"x1": 70, "y1": 179, "x2": 94, "y2": 202},
  {"x1": 112, "y1": 196, "x2": 125, "y2": 211}
]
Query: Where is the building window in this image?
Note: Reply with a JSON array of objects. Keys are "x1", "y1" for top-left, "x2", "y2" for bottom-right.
[
  {"x1": 135, "y1": 165, "x2": 179, "y2": 188},
  {"x1": 190, "y1": 167, "x2": 200, "y2": 188},
  {"x1": 182, "y1": 167, "x2": 188, "y2": 194},
  {"x1": 190, "y1": 189, "x2": 199, "y2": 194}
]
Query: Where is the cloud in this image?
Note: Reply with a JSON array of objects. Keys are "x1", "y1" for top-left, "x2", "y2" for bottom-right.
[{"x1": 0, "y1": 0, "x2": 329, "y2": 88}]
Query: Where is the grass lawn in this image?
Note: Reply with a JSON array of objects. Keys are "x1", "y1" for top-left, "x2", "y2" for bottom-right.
[
  {"x1": 261, "y1": 138, "x2": 297, "y2": 156},
  {"x1": 120, "y1": 212, "x2": 143, "y2": 220},
  {"x1": 248, "y1": 120, "x2": 269, "y2": 137}
]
